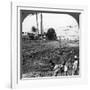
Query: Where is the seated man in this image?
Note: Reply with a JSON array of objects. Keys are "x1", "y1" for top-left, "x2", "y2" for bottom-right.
[
  {"x1": 53, "y1": 64, "x2": 63, "y2": 76},
  {"x1": 49, "y1": 60, "x2": 55, "y2": 71}
]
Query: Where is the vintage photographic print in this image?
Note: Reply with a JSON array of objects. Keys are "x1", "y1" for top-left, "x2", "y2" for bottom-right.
[{"x1": 20, "y1": 7, "x2": 81, "y2": 79}]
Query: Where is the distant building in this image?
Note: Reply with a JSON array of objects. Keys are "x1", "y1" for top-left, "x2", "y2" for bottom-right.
[{"x1": 22, "y1": 32, "x2": 28, "y2": 36}]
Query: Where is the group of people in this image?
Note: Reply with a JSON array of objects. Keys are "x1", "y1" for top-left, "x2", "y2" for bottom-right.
[{"x1": 49, "y1": 55, "x2": 79, "y2": 76}]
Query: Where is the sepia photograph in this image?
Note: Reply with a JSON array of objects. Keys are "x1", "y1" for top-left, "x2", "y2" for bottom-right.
[{"x1": 20, "y1": 8, "x2": 80, "y2": 79}]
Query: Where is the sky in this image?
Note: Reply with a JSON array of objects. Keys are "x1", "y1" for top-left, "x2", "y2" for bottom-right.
[{"x1": 22, "y1": 13, "x2": 79, "y2": 40}]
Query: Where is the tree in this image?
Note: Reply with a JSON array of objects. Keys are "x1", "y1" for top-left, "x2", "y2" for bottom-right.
[
  {"x1": 46, "y1": 28, "x2": 57, "y2": 40},
  {"x1": 32, "y1": 26, "x2": 37, "y2": 32}
]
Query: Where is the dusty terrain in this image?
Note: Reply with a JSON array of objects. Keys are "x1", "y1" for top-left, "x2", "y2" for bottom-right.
[{"x1": 21, "y1": 39, "x2": 79, "y2": 78}]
